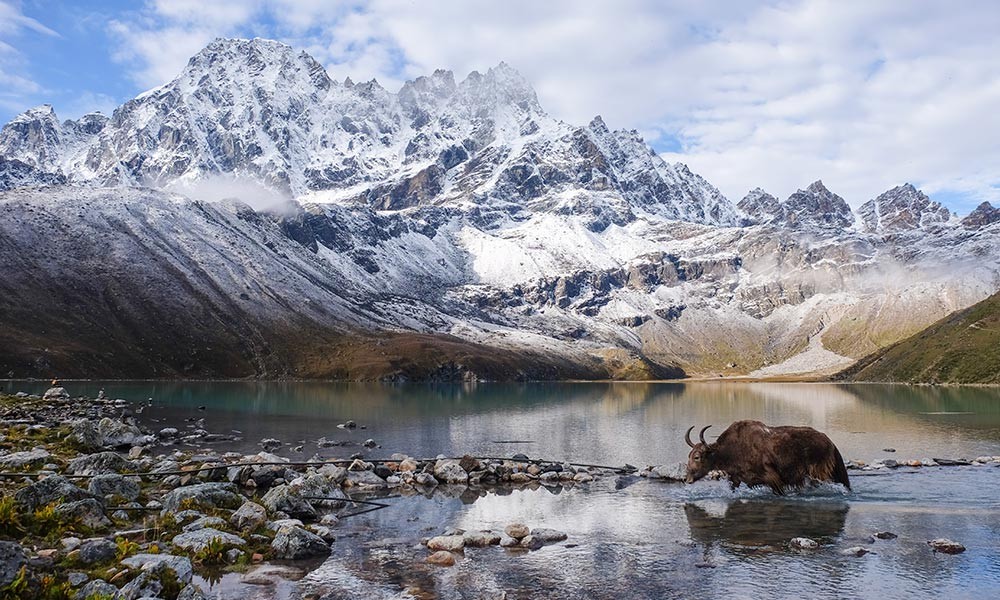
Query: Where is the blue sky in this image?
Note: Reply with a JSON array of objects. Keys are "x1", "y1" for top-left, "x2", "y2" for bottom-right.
[{"x1": 1, "y1": 0, "x2": 999, "y2": 213}]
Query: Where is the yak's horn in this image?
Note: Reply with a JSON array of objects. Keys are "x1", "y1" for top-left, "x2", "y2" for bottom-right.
[
  {"x1": 699, "y1": 425, "x2": 712, "y2": 445},
  {"x1": 685, "y1": 426, "x2": 696, "y2": 448}
]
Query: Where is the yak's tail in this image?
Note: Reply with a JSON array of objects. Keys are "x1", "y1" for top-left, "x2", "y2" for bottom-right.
[{"x1": 833, "y1": 446, "x2": 851, "y2": 491}]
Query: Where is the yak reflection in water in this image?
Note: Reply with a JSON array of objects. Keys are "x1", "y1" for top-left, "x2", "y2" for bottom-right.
[{"x1": 684, "y1": 499, "x2": 849, "y2": 550}]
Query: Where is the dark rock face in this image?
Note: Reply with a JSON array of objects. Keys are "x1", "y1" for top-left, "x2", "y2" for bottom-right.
[
  {"x1": 781, "y1": 181, "x2": 855, "y2": 230},
  {"x1": 737, "y1": 188, "x2": 782, "y2": 224},
  {"x1": 961, "y1": 201, "x2": 1000, "y2": 229},
  {"x1": 0, "y1": 156, "x2": 65, "y2": 190},
  {"x1": 858, "y1": 184, "x2": 950, "y2": 233}
]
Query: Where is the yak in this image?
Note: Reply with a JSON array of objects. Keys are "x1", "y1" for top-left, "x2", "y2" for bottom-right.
[{"x1": 684, "y1": 420, "x2": 851, "y2": 494}]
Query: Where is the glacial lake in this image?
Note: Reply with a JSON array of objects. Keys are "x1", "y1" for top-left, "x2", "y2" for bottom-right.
[{"x1": 4, "y1": 381, "x2": 1000, "y2": 599}]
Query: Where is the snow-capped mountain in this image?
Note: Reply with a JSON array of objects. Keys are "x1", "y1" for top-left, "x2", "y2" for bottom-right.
[{"x1": 1, "y1": 37, "x2": 998, "y2": 380}]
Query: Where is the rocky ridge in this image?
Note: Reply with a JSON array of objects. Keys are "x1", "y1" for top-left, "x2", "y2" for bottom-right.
[{"x1": 1, "y1": 38, "x2": 999, "y2": 380}]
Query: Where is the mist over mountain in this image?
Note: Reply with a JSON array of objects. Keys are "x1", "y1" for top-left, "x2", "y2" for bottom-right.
[{"x1": 1, "y1": 38, "x2": 998, "y2": 381}]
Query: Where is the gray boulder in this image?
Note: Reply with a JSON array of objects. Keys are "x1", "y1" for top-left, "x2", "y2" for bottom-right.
[
  {"x1": 75, "y1": 579, "x2": 118, "y2": 600},
  {"x1": 69, "y1": 420, "x2": 103, "y2": 451},
  {"x1": 160, "y1": 482, "x2": 243, "y2": 514},
  {"x1": 43, "y1": 387, "x2": 70, "y2": 400},
  {"x1": 261, "y1": 474, "x2": 346, "y2": 519},
  {"x1": 0, "y1": 448, "x2": 51, "y2": 470},
  {"x1": 270, "y1": 525, "x2": 330, "y2": 559},
  {"x1": 67, "y1": 452, "x2": 137, "y2": 476},
  {"x1": 434, "y1": 459, "x2": 469, "y2": 484},
  {"x1": 0, "y1": 541, "x2": 26, "y2": 587},
  {"x1": 14, "y1": 476, "x2": 98, "y2": 511},
  {"x1": 171, "y1": 528, "x2": 246, "y2": 553},
  {"x1": 87, "y1": 473, "x2": 140, "y2": 501},
  {"x1": 97, "y1": 417, "x2": 146, "y2": 448},
  {"x1": 121, "y1": 553, "x2": 193, "y2": 585},
  {"x1": 55, "y1": 499, "x2": 111, "y2": 529},
  {"x1": 78, "y1": 538, "x2": 116, "y2": 564},
  {"x1": 230, "y1": 501, "x2": 268, "y2": 531}
]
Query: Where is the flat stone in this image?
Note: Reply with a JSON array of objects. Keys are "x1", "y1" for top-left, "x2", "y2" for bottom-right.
[
  {"x1": 790, "y1": 537, "x2": 819, "y2": 549},
  {"x1": 182, "y1": 516, "x2": 228, "y2": 532},
  {"x1": 463, "y1": 530, "x2": 501, "y2": 547},
  {"x1": 873, "y1": 531, "x2": 898, "y2": 540},
  {"x1": 840, "y1": 546, "x2": 872, "y2": 557},
  {"x1": 426, "y1": 535, "x2": 465, "y2": 552},
  {"x1": 0, "y1": 448, "x2": 51, "y2": 470},
  {"x1": 240, "y1": 564, "x2": 307, "y2": 585},
  {"x1": 529, "y1": 528, "x2": 567, "y2": 543},
  {"x1": 928, "y1": 538, "x2": 965, "y2": 554},
  {"x1": 171, "y1": 528, "x2": 246, "y2": 552}
]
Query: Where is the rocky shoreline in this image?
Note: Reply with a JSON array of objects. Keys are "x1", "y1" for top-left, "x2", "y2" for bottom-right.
[{"x1": 0, "y1": 388, "x2": 615, "y2": 599}]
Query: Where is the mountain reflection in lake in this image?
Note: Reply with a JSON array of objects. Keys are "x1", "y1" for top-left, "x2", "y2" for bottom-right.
[{"x1": 4, "y1": 381, "x2": 999, "y2": 598}]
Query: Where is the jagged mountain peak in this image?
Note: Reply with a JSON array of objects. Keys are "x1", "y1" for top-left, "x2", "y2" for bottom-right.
[
  {"x1": 11, "y1": 104, "x2": 58, "y2": 123},
  {"x1": 962, "y1": 201, "x2": 1000, "y2": 230},
  {"x1": 780, "y1": 180, "x2": 854, "y2": 229},
  {"x1": 737, "y1": 187, "x2": 781, "y2": 223},
  {"x1": 858, "y1": 183, "x2": 950, "y2": 233}
]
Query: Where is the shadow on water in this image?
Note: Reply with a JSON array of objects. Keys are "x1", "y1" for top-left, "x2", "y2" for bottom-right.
[{"x1": 684, "y1": 499, "x2": 849, "y2": 550}]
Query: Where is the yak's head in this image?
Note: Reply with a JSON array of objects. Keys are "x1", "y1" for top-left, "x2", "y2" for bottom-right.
[{"x1": 685, "y1": 425, "x2": 716, "y2": 484}]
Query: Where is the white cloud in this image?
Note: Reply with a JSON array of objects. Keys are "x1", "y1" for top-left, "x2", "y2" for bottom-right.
[
  {"x1": 0, "y1": 1, "x2": 57, "y2": 112},
  {"x1": 102, "y1": 0, "x2": 1000, "y2": 212}
]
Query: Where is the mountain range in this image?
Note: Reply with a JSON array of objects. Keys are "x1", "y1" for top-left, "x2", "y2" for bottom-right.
[{"x1": 1, "y1": 37, "x2": 998, "y2": 381}]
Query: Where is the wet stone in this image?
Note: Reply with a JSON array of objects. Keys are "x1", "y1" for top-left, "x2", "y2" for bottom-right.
[
  {"x1": 505, "y1": 523, "x2": 530, "y2": 539},
  {"x1": 270, "y1": 525, "x2": 330, "y2": 559},
  {"x1": 427, "y1": 535, "x2": 465, "y2": 552},
  {"x1": 426, "y1": 550, "x2": 457, "y2": 566},
  {"x1": 790, "y1": 537, "x2": 819, "y2": 549},
  {"x1": 928, "y1": 538, "x2": 965, "y2": 554}
]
